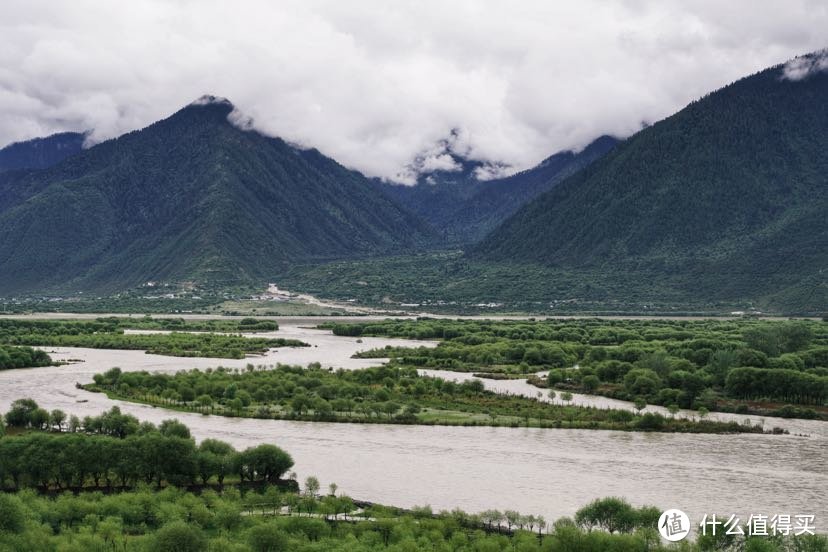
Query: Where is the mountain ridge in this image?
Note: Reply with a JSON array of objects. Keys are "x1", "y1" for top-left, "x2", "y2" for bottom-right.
[
  {"x1": 0, "y1": 98, "x2": 433, "y2": 294},
  {"x1": 473, "y1": 54, "x2": 828, "y2": 311},
  {"x1": 0, "y1": 131, "x2": 86, "y2": 172},
  {"x1": 381, "y1": 134, "x2": 619, "y2": 244}
]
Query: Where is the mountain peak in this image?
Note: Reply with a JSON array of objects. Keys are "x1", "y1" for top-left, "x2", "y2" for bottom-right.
[
  {"x1": 0, "y1": 98, "x2": 432, "y2": 293},
  {"x1": 189, "y1": 95, "x2": 234, "y2": 108},
  {"x1": 160, "y1": 95, "x2": 241, "y2": 130}
]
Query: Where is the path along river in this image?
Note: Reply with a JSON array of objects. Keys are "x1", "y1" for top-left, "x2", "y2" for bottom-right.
[{"x1": 0, "y1": 318, "x2": 824, "y2": 529}]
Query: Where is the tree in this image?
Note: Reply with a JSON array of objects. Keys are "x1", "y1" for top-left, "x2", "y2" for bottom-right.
[
  {"x1": 97, "y1": 516, "x2": 122, "y2": 548},
  {"x1": 5, "y1": 398, "x2": 39, "y2": 427},
  {"x1": 159, "y1": 419, "x2": 191, "y2": 439},
  {"x1": 68, "y1": 415, "x2": 81, "y2": 433},
  {"x1": 575, "y1": 497, "x2": 637, "y2": 533},
  {"x1": 290, "y1": 394, "x2": 313, "y2": 416},
  {"x1": 633, "y1": 398, "x2": 647, "y2": 413},
  {"x1": 229, "y1": 398, "x2": 244, "y2": 415},
  {"x1": 237, "y1": 445, "x2": 294, "y2": 483},
  {"x1": 49, "y1": 409, "x2": 67, "y2": 431},
  {"x1": 0, "y1": 494, "x2": 25, "y2": 534},
  {"x1": 196, "y1": 395, "x2": 213, "y2": 413},
  {"x1": 198, "y1": 439, "x2": 235, "y2": 485},
  {"x1": 305, "y1": 475, "x2": 320, "y2": 497},
  {"x1": 153, "y1": 521, "x2": 206, "y2": 552},
  {"x1": 582, "y1": 375, "x2": 600, "y2": 394},
  {"x1": 504, "y1": 510, "x2": 520, "y2": 531},
  {"x1": 30, "y1": 408, "x2": 50, "y2": 430},
  {"x1": 247, "y1": 522, "x2": 288, "y2": 552},
  {"x1": 560, "y1": 392, "x2": 573, "y2": 405}
]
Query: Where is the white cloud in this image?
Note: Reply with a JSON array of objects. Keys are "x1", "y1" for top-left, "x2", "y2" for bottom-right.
[
  {"x1": 782, "y1": 49, "x2": 828, "y2": 80},
  {"x1": 0, "y1": 0, "x2": 826, "y2": 181}
]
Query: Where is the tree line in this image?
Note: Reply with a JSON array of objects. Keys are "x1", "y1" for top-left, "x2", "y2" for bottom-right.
[
  {"x1": 332, "y1": 318, "x2": 828, "y2": 416},
  {"x1": 0, "y1": 486, "x2": 824, "y2": 551},
  {"x1": 86, "y1": 363, "x2": 765, "y2": 434},
  {"x1": 0, "y1": 318, "x2": 304, "y2": 360},
  {"x1": 0, "y1": 345, "x2": 51, "y2": 370},
  {"x1": 0, "y1": 399, "x2": 293, "y2": 491}
]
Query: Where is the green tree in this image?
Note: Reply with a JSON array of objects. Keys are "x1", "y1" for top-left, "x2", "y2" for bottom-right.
[
  {"x1": 634, "y1": 398, "x2": 647, "y2": 413},
  {"x1": 247, "y1": 522, "x2": 288, "y2": 552},
  {"x1": 574, "y1": 497, "x2": 638, "y2": 533},
  {"x1": 197, "y1": 394, "x2": 213, "y2": 413},
  {"x1": 0, "y1": 494, "x2": 25, "y2": 534},
  {"x1": 49, "y1": 409, "x2": 67, "y2": 431},
  {"x1": 153, "y1": 520, "x2": 207, "y2": 552},
  {"x1": 305, "y1": 475, "x2": 320, "y2": 496},
  {"x1": 5, "y1": 398, "x2": 39, "y2": 427},
  {"x1": 582, "y1": 375, "x2": 600, "y2": 394},
  {"x1": 159, "y1": 419, "x2": 191, "y2": 439}
]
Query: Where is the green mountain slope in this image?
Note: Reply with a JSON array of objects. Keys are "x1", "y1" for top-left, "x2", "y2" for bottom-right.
[
  {"x1": 474, "y1": 54, "x2": 828, "y2": 312},
  {"x1": 381, "y1": 135, "x2": 617, "y2": 244},
  {"x1": 0, "y1": 97, "x2": 432, "y2": 294},
  {"x1": 0, "y1": 132, "x2": 85, "y2": 172}
]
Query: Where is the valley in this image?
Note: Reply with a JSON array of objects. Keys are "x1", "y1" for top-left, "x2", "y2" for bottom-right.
[
  {"x1": 0, "y1": 315, "x2": 825, "y2": 530},
  {"x1": 0, "y1": 16, "x2": 826, "y2": 549}
]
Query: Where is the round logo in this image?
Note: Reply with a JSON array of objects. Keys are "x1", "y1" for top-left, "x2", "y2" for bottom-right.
[{"x1": 658, "y1": 509, "x2": 690, "y2": 541}]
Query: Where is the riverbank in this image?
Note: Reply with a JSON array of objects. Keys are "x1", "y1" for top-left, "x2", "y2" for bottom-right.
[{"x1": 0, "y1": 321, "x2": 824, "y2": 526}]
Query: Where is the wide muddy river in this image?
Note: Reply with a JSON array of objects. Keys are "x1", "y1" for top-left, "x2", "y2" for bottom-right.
[{"x1": 0, "y1": 318, "x2": 825, "y2": 529}]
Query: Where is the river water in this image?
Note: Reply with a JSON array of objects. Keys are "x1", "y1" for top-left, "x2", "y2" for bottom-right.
[{"x1": 0, "y1": 319, "x2": 825, "y2": 529}]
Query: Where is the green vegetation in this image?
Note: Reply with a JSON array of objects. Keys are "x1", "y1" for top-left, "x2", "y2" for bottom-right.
[
  {"x1": 0, "y1": 98, "x2": 432, "y2": 295},
  {"x1": 474, "y1": 60, "x2": 828, "y2": 314},
  {"x1": 210, "y1": 298, "x2": 353, "y2": 316},
  {"x1": 85, "y1": 364, "x2": 766, "y2": 433},
  {"x1": 0, "y1": 345, "x2": 51, "y2": 370},
  {"x1": 381, "y1": 136, "x2": 617, "y2": 244},
  {"x1": 90, "y1": 316, "x2": 280, "y2": 332},
  {"x1": 276, "y1": 251, "x2": 759, "y2": 315},
  {"x1": 0, "y1": 485, "x2": 825, "y2": 551},
  {"x1": 1, "y1": 285, "x2": 357, "y2": 316},
  {"x1": 0, "y1": 131, "x2": 84, "y2": 171},
  {"x1": 0, "y1": 403, "x2": 823, "y2": 550},
  {"x1": 328, "y1": 318, "x2": 828, "y2": 419},
  {"x1": 0, "y1": 319, "x2": 306, "y2": 359},
  {"x1": 1, "y1": 399, "x2": 293, "y2": 491}
]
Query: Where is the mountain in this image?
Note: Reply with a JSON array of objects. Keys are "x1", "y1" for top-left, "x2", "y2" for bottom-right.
[
  {"x1": 474, "y1": 52, "x2": 828, "y2": 312},
  {"x1": 381, "y1": 135, "x2": 618, "y2": 243},
  {"x1": 0, "y1": 132, "x2": 86, "y2": 171},
  {"x1": 0, "y1": 96, "x2": 432, "y2": 294}
]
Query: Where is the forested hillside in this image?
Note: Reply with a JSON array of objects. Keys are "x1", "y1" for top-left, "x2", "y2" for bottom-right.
[
  {"x1": 383, "y1": 136, "x2": 617, "y2": 243},
  {"x1": 0, "y1": 97, "x2": 432, "y2": 294},
  {"x1": 475, "y1": 54, "x2": 828, "y2": 312},
  {"x1": 0, "y1": 131, "x2": 85, "y2": 171}
]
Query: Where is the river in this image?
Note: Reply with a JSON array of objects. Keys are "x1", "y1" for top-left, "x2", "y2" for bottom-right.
[{"x1": 0, "y1": 319, "x2": 825, "y2": 529}]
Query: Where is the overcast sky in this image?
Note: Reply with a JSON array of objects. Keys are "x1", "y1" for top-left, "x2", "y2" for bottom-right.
[{"x1": 1, "y1": 1, "x2": 826, "y2": 182}]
